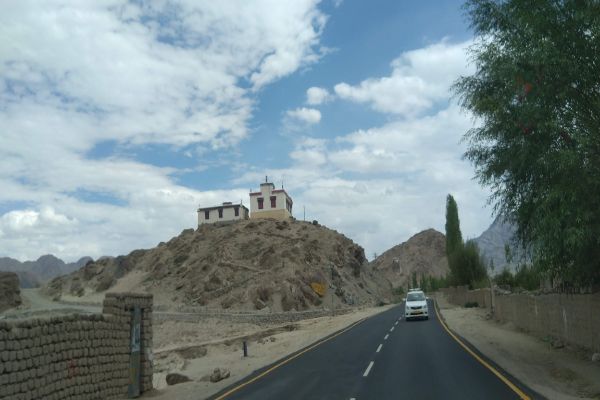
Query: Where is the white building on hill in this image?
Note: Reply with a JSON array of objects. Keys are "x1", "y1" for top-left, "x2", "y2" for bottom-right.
[
  {"x1": 249, "y1": 179, "x2": 293, "y2": 220},
  {"x1": 197, "y1": 202, "x2": 249, "y2": 226}
]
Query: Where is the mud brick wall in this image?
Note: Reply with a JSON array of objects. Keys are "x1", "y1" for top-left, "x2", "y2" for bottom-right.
[
  {"x1": 494, "y1": 292, "x2": 600, "y2": 353},
  {"x1": 0, "y1": 271, "x2": 22, "y2": 312},
  {"x1": 439, "y1": 287, "x2": 600, "y2": 353},
  {"x1": 102, "y1": 293, "x2": 153, "y2": 392},
  {"x1": 439, "y1": 286, "x2": 492, "y2": 309},
  {"x1": 0, "y1": 293, "x2": 153, "y2": 400}
]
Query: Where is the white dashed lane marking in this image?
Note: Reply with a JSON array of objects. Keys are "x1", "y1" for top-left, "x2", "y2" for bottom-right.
[
  {"x1": 376, "y1": 344, "x2": 382, "y2": 353},
  {"x1": 363, "y1": 361, "x2": 374, "y2": 377},
  {"x1": 384, "y1": 334, "x2": 389, "y2": 340},
  {"x1": 390, "y1": 326, "x2": 395, "y2": 332}
]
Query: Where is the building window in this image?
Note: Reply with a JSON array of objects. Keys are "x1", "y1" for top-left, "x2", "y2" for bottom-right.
[
  {"x1": 270, "y1": 196, "x2": 276, "y2": 208},
  {"x1": 234, "y1": 206, "x2": 239, "y2": 217},
  {"x1": 218, "y1": 208, "x2": 223, "y2": 218},
  {"x1": 257, "y1": 198, "x2": 264, "y2": 210},
  {"x1": 204, "y1": 210, "x2": 210, "y2": 220}
]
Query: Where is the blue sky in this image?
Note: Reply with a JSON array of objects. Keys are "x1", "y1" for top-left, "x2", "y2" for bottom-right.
[{"x1": 0, "y1": 0, "x2": 492, "y2": 262}]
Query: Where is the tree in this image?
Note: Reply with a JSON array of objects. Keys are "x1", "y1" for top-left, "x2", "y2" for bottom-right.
[
  {"x1": 445, "y1": 194, "x2": 463, "y2": 257},
  {"x1": 411, "y1": 271, "x2": 418, "y2": 289},
  {"x1": 445, "y1": 194, "x2": 488, "y2": 288},
  {"x1": 445, "y1": 194, "x2": 464, "y2": 283},
  {"x1": 454, "y1": 0, "x2": 600, "y2": 287}
]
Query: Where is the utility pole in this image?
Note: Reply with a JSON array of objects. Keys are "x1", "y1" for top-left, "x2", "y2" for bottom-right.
[{"x1": 303, "y1": 205, "x2": 305, "y2": 221}]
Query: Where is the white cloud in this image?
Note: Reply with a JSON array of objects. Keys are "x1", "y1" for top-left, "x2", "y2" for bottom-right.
[
  {"x1": 0, "y1": 0, "x2": 329, "y2": 261},
  {"x1": 306, "y1": 86, "x2": 332, "y2": 105},
  {"x1": 1, "y1": 0, "x2": 328, "y2": 148},
  {"x1": 334, "y1": 40, "x2": 473, "y2": 117},
  {"x1": 286, "y1": 107, "x2": 322, "y2": 125},
  {"x1": 235, "y1": 39, "x2": 491, "y2": 259}
]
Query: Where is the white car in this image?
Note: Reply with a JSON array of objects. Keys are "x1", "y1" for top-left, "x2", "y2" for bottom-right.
[{"x1": 404, "y1": 290, "x2": 429, "y2": 321}]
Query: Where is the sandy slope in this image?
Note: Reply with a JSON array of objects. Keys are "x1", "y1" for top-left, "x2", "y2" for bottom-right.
[{"x1": 436, "y1": 294, "x2": 600, "y2": 400}]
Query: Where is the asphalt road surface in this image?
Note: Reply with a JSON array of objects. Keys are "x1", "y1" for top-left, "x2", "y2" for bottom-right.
[{"x1": 211, "y1": 300, "x2": 542, "y2": 400}]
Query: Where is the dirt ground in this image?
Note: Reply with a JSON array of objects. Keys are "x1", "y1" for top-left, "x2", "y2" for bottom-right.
[
  {"x1": 435, "y1": 294, "x2": 600, "y2": 400},
  {"x1": 141, "y1": 305, "x2": 395, "y2": 400}
]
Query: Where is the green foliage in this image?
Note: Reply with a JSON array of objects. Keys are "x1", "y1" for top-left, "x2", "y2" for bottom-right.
[
  {"x1": 419, "y1": 274, "x2": 449, "y2": 292},
  {"x1": 454, "y1": 0, "x2": 600, "y2": 286},
  {"x1": 445, "y1": 195, "x2": 463, "y2": 257},
  {"x1": 494, "y1": 267, "x2": 515, "y2": 287},
  {"x1": 514, "y1": 264, "x2": 542, "y2": 291},
  {"x1": 445, "y1": 194, "x2": 488, "y2": 288},
  {"x1": 494, "y1": 265, "x2": 542, "y2": 291},
  {"x1": 419, "y1": 273, "x2": 429, "y2": 292},
  {"x1": 411, "y1": 271, "x2": 418, "y2": 288},
  {"x1": 449, "y1": 240, "x2": 488, "y2": 289}
]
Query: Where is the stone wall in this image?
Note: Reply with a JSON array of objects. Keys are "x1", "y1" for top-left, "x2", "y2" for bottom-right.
[
  {"x1": 0, "y1": 272, "x2": 22, "y2": 312},
  {"x1": 493, "y1": 292, "x2": 600, "y2": 353},
  {"x1": 0, "y1": 293, "x2": 152, "y2": 400},
  {"x1": 154, "y1": 307, "x2": 353, "y2": 325},
  {"x1": 439, "y1": 286, "x2": 600, "y2": 353},
  {"x1": 439, "y1": 286, "x2": 492, "y2": 309}
]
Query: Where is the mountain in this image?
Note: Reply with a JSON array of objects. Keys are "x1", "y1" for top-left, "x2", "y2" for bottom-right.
[
  {"x1": 473, "y1": 215, "x2": 529, "y2": 274},
  {"x1": 0, "y1": 255, "x2": 93, "y2": 287},
  {"x1": 371, "y1": 229, "x2": 449, "y2": 289},
  {"x1": 45, "y1": 219, "x2": 392, "y2": 311}
]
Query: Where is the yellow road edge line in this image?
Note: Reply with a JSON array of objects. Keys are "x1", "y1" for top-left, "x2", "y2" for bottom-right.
[
  {"x1": 214, "y1": 316, "x2": 369, "y2": 400},
  {"x1": 433, "y1": 300, "x2": 531, "y2": 400}
]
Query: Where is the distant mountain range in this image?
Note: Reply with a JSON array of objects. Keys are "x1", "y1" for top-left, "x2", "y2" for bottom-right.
[
  {"x1": 0, "y1": 255, "x2": 92, "y2": 288},
  {"x1": 474, "y1": 215, "x2": 529, "y2": 274}
]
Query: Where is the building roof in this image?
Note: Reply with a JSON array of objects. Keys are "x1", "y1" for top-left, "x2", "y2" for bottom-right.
[{"x1": 197, "y1": 203, "x2": 248, "y2": 212}]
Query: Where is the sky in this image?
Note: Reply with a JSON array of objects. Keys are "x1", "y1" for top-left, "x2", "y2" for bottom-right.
[{"x1": 0, "y1": 0, "x2": 493, "y2": 262}]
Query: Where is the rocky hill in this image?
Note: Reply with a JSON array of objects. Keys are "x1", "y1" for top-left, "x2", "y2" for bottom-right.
[
  {"x1": 0, "y1": 255, "x2": 93, "y2": 287},
  {"x1": 371, "y1": 229, "x2": 449, "y2": 289},
  {"x1": 0, "y1": 272, "x2": 22, "y2": 312},
  {"x1": 474, "y1": 215, "x2": 530, "y2": 274},
  {"x1": 45, "y1": 219, "x2": 392, "y2": 311}
]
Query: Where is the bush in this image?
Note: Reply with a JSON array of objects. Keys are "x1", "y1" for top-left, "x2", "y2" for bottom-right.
[
  {"x1": 514, "y1": 264, "x2": 542, "y2": 291},
  {"x1": 494, "y1": 268, "x2": 515, "y2": 287},
  {"x1": 464, "y1": 301, "x2": 479, "y2": 308}
]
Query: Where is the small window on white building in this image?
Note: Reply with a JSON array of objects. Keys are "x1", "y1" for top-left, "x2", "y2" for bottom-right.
[
  {"x1": 218, "y1": 208, "x2": 223, "y2": 218},
  {"x1": 270, "y1": 196, "x2": 276, "y2": 208},
  {"x1": 204, "y1": 210, "x2": 210, "y2": 220},
  {"x1": 234, "y1": 206, "x2": 239, "y2": 217},
  {"x1": 258, "y1": 198, "x2": 264, "y2": 210}
]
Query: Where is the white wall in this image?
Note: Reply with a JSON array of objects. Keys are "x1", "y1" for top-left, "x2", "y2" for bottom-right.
[
  {"x1": 249, "y1": 183, "x2": 292, "y2": 217},
  {"x1": 197, "y1": 205, "x2": 248, "y2": 225}
]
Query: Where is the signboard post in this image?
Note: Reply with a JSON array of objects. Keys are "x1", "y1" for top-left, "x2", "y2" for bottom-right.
[{"x1": 128, "y1": 306, "x2": 141, "y2": 398}]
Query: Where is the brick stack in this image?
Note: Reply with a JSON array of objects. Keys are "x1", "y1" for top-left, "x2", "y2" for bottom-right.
[
  {"x1": 103, "y1": 292, "x2": 153, "y2": 392},
  {"x1": 0, "y1": 292, "x2": 153, "y2": 400},
  {"x1": 0, "y1": 271, "x2": 22, "y2": 312}
]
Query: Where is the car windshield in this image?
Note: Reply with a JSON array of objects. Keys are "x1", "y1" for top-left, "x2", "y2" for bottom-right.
[{"x1": 407, "y1": 292, "x2": 425, "y2": 302}]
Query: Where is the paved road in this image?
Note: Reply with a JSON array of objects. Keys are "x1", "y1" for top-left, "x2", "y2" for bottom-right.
[{"x1": 212, "y1": 301, "x2": 541, "y2": 400}]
